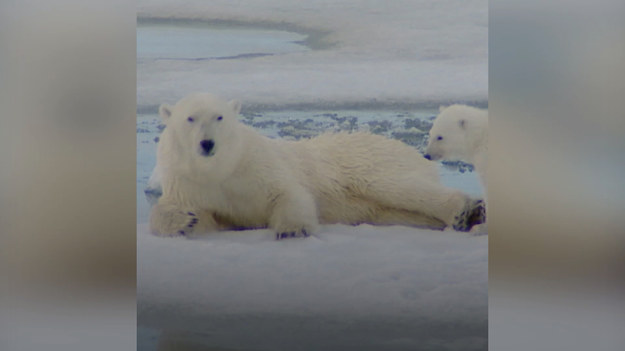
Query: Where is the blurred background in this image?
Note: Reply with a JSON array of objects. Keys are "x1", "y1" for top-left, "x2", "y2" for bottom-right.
[
  {"x1": 489, "y1": 1, "x2": 625, "y2": 350},
  {"x1": 1, "y1": 1, "x2": 137, "y2": 351},
  {"x1": 1, "y1": 0, "x2": 624, "y2": 350}
]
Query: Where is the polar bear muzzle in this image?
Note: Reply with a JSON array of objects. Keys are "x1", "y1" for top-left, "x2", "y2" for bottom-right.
[{"x1": 199, "y1": 139, "x2": 216, "y2": 157}]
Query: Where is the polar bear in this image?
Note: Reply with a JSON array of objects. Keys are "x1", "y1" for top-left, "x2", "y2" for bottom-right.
[
  {"x1": 424, "y1": 105, "x2": 488, "y2": 188},
  {"x1": 149, "y1": 93, "x2": 485, "y2": 239}
]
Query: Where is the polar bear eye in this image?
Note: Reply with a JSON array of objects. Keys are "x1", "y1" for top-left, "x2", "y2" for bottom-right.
[
  {"x1": 187, "y1": 116, "x2": 195, "y2": 123},
  {"x1": 436, "y1": 135, "x2": 443, "y2": 141},
  {"x1": 216, "y1": 116, "x2": 223, "y2": 121}
]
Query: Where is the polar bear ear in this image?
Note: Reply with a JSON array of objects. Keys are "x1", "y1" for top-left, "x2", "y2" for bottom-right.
[
  {"x1": 228, "y1": 99, "x2": 242, "y2": 115},
  {"x1": 439, "y1": 105, "x2": 447, "y2": 112},
  {"x1": 459, "y1": 119, "x2": 467, "y2": 130},
  {"x1": 159, "y1": 103, "x2": 173, "y2": 121}
]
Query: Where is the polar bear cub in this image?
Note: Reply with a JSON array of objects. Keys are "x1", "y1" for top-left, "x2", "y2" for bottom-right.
[
  {"x1": 424, "y1": 105, "x2": 488, "y2": 188},
  {"x1": 149, "y1": 93, "x2": 485, "y2": 238}
]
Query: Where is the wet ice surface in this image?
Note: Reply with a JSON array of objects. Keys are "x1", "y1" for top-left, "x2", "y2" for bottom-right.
[{"x1": 137, "y1": 23, "x2": 308, "y2": 61}]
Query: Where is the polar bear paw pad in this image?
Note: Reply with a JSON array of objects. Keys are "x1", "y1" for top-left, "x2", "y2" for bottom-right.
[
  {"x1": 176, "y1": 212, "x2": 198, "y2": 236},
  {"x1": 275, "y1": 229, "x2": 311, "y2": 240}
]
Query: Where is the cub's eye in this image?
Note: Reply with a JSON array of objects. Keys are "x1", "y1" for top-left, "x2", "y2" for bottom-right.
[
  {"x1": 436, "y1": 135, "x2": 443, "y2": 141},
  {"x1": 187, "y1": 116, "x2": 195, "y2": 122},
  {"x1": 216, "y1": 116, "x2": 223, "y2": 121}
]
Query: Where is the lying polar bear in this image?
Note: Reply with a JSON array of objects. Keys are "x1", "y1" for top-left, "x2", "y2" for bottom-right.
[{"x1": 148, "y1": 93, "x2": 485, "y2": 239}]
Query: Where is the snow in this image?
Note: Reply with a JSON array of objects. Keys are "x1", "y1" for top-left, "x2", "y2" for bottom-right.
[
  {"x1": 137, "y1": 0, "x2": 487, "y2": 111},
  {"x1": 137, "y1": 223, "x2": 487, "y2": 351}
]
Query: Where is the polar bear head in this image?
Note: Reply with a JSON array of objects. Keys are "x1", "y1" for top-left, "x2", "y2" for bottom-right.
[
  {"x1": 158, "y1": 93, "x2": 242, "y2": 161},
  {"x1": 424, "y1": 104, "x2": 488, "y2": 163}
]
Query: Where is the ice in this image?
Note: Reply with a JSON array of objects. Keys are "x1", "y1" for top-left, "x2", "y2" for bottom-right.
[
  {"x1": 138, "y1": 223, "x2": 487, "y2": 351},
  {"x1": 136, "y1": 1, "x2": 487, "y2": 349},
  {"x1": 137, "y1": 0, "x2": 487, "y2": 111},
  {"x1": 137, "y1": 24, "x2": 308, "y2": 61}
]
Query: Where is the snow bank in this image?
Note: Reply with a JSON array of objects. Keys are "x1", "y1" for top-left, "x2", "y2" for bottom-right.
[{"x1": 137, "y1": 223, "x2": 487, "y2": 350}]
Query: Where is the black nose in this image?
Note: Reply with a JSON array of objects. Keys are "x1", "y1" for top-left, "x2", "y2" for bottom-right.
[
  {"x1": 200, "y1": 139, "x2": 215, "y2": 155},
  {"x1": 424, "y1": 154, "x2": 431, "y2": 160}
]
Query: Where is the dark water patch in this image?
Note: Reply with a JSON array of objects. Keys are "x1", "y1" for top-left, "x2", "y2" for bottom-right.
[
  {"x1": 392, "y1": 131, "x2": 428, "y2": 148},
  {"x1": 368, "y1": 120, "x2": 393, "y2": 134},
  {"x1": 404, "y1": 118, "x2": 433, "y2": 131}
]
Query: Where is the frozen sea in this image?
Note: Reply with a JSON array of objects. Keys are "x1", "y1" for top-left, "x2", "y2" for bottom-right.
[{"x1": 137, "y1": 1, "x2": 487, "y2": 350}]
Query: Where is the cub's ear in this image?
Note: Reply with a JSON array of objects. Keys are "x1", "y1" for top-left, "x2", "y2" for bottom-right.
[
  {"x1": 439, "y1": 105, "x2": 448, "y2": 112},
  {"x1": 459, "y1": 119, "x2": 467, "y2": 129},
  {"x1": 228, "y1": 99, "x2": 242, "y2": 115},
  {"x1": 159, "y1": 103, "x2": 173, "y2": 121}
]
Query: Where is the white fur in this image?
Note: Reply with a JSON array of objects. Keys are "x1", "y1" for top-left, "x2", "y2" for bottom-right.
[
  {"x1": 150, "y1": 93, "x2": 484, "y2": 238},
  {"x1": 425, "y1": 105, "x2": 488, "y2": 188}
]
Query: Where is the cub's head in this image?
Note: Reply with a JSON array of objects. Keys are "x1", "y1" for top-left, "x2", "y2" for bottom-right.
[
  {"x1": 424, "y1": 105, "x2": 485, "y2": 162},
  {"x1": 159, "y1": 93, "x2": 241, "y2": 159}
]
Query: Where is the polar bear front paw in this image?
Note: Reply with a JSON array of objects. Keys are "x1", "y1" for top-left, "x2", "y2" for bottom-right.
[
  {"x1": 272, "y1": 218, "x2": 317, "y2": 240},
  {"x1": 150, "y1": 203, "x2": 200, "y2": 237},
  {"x1": 269, "y1": 191, "x2": 319, "y2": 240},
  {"x1": 275, "y1": 228, "x2": 312, "y2": 240},
  {"x1": 179, "y1": 212, "x2": 199, "y2": 236},
  {"x1": 452, "y1": 199, "x2": 486, "y2": 232}
]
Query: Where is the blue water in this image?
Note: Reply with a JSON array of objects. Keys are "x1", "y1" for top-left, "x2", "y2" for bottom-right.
[{"x1": 137, "y1": 24, "x2": 309, "y2": 61}]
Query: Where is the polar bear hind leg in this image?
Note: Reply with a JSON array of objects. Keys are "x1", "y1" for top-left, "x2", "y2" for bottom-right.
[
  {"x1": 373, "y1": 208, "x2": 446, "y2": 230},
  {"x1": 363, "y1": 175, "x2": 485, "y2": 232}
]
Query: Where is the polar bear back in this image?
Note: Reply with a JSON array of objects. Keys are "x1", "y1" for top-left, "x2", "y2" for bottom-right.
[
  {"x1": 283, "y1": 132, "x2": 441, "y2": 223},
  {"x1": 293, "y1": 132, "x2": 439, "y2": 183}
]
